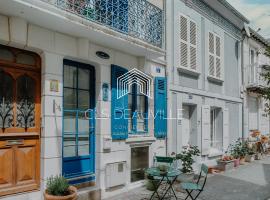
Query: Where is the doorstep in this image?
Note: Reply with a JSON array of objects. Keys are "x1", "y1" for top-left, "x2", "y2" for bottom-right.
[{"x1": 77, "y1": 186, "x2": 101, "y2": 200}]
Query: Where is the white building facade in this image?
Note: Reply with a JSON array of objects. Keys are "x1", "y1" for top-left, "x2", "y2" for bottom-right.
[
  {"x1": 166, "y1": 0, "x2": 249, "y2": 161},
  {"x1": 242, "y1": 28, "x2": 270, "y2": 138},
  {"x1": 0, "y1": 0, "x2": 167, "y2": 199}
]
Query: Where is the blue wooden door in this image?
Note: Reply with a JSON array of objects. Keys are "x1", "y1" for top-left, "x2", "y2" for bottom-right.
[{"x1": 62, "y1": 60, "x2": 95, "y2": 184}]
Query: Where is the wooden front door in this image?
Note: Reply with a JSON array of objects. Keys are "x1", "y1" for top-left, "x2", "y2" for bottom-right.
[{"x1": 0, "y1": 45, "x2": 41, "y2": 196}]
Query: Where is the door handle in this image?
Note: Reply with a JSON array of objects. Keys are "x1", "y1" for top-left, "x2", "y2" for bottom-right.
[{"x1": 5, "y1": 139, "x2": 24, "y2": 146}]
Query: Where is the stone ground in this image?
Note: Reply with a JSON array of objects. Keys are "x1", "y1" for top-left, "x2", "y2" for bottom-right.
[{"x1": 106, "y1": 156, "x2": 270, "y2": 200}]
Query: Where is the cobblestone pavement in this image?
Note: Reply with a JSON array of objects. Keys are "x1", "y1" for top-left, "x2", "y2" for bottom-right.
[{"x1": 106, "y1": 156, "x2": 270, "y2": 200}]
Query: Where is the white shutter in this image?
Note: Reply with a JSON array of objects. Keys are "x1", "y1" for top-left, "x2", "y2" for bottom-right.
[
  {"x1": 208, "y1": 32, "x2": 215, "y2": 76},
  {"x1": 201, "y1": 105, "x2": 211, "y2": 155},
  {"x1": 180, "y1": 15, "x2": 188, "y2": 68},
  {"x1": 223, "y1": 108, "x2": 229, "y2": 152},
  {"x1": 189, "y1": 20, "x2": 197, "y2": 70},
  {"x1": 215, "y1": 36, "x2": 221, "y2": 78}
]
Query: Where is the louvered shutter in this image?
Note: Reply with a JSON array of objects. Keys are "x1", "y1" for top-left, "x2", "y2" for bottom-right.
[
  {"x1": 111, "y1": 65, "x2": 128, "y2": 140},
  {"x1": 209, "y1": 32, "x2": 215, "y2": 76},
  {"x1": 180, "y1": 15, "x2": 188, "y2": 68},
  {"x1": 154, "y1": 77, "x2": 167, "y2": 138},
  {"x1": 201, "y1": 105, "x2": 211, "y2": 155},
  {"x1": 189, "y1": 20, "x2": 197, "y2": 70},
  {"x1": 215, "y1": 36, "x2": 221, "y2": 78},
  {"x1": 223, "y1": 108, "x2": 229, "y2": 152}
]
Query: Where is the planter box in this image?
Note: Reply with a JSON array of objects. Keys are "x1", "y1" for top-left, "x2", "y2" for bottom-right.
[
  {"x1": 245, "y1": 155, "x2": 255, "y2": 162},
  {"x1": 217, "y1": 160, "x2": 235, "y2": 171}
]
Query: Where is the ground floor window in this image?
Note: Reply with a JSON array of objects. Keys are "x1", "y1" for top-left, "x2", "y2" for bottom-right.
[
  {"x1": 210, "y1": 107, "x2": 223, "y2": 150},
  {"x1": 131, "y1": 146, "x2": 149, "y2": 182}
]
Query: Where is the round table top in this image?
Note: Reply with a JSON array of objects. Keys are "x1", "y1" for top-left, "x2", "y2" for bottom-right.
[{"x1": 146, "y1": 167, "x2": 182, "y2": 177}]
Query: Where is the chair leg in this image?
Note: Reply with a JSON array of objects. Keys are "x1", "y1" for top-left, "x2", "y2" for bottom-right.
[
  {"x1": 186, "y1": 190, "x2": 195, "y2": 200},
  {"x1": 193, "y1": 190, "x2": 202, "y2": 200}
]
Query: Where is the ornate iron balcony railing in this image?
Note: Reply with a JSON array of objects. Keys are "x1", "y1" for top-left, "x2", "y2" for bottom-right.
[{"x1": 45, "y1": 0, "x2": 163, "y2": 48}]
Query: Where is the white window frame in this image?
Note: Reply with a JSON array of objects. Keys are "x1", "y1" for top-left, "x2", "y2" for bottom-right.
[
  {"x1": 208, "y1": 31, "x2": 223, "y2": 80},
  {"x1": 178, "y1": 14, "x2": 199, "y2": 75}
]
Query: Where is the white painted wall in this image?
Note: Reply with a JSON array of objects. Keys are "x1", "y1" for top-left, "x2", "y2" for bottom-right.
[{"x1": 0, "y1": 13, "x2": 166, "y2": 200}]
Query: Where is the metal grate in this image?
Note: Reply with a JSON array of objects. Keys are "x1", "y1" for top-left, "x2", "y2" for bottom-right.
[{"x1": 42, "y1": 0, "x2": 163, "y2": 47}]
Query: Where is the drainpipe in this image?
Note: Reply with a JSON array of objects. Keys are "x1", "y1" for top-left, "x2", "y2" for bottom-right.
[{"x1": 241, "y1": 32, "x2": 247, "y2": 139}]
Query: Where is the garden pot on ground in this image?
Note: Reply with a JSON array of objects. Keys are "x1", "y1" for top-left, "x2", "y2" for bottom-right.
[
  {"x1": 234, "y1": 158, "x2": 240, "y2": 167},
  {"x1": 245, "y1": 155, "x2": 254, "y2": 162},
  {"x1": 217, "y1": 159, "x2": 235, "y2": 171},
  {"x1": 44, "y1": 186, "x2": 77, "y2": 200},
  {"x1": 240, "y1": 157, "x2": 246, "y2": 165},
  {"x1": 255, "y1": 153, "x2": 262, "y2": 160}
]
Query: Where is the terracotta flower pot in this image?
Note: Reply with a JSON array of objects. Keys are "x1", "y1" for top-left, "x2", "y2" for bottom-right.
[
  {"x1": 234, "y1": 158, "x2": 240, "y2": 167},
  {"x1": 44, "y1": 186, "x2": 77, "y2": 200},
  {"x1": 239, "y1": 157, "x2": 246, "y2": 165},
  {"x1": 245, "y1": 155, "x2": 254, "y2": 162}
]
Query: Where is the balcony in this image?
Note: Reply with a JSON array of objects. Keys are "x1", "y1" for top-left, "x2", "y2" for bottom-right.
[
  {"x1": 246, "y1": 63, "x2": 267, "y2": 92},
  {"x1": 44, "y1": 0, "x2": 163, "y2": 48}
]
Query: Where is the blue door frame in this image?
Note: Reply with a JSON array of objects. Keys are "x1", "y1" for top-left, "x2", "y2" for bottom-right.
[{"x1": 62, "y1": 59, "x2": 95, "y2": 184}]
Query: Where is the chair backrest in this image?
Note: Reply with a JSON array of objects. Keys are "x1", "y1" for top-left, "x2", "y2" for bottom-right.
[
  {"x1": 196, "y1": 164, "x2": 208, "y2": 190},
  {"x1": 155, "y1": 156, "x2": 174, "y2": 166}
]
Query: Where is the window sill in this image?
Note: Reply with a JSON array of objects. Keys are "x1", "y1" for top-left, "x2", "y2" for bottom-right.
[
  {"x1": 177, "y1": 67, "x2": 200, "y2": 77},
  {"x1": 126, "y1": 136, "x2": 156, "y2": 145},
  {"x1": 207, "y1": 148, "x2": 223, "y2": 158},
  {"x1": 207, "y1": 76, "x2": 224, "y2": 84}
]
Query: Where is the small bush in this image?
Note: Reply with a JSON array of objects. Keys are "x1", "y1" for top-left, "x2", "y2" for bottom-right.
[{"x1": 46, "y1": 175, "x2": 70, "y2": 196}]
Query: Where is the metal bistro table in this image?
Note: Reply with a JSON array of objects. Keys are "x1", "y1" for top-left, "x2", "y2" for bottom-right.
[{"x1": 146, "y1": 167, "x2": 181, "y2": 200}]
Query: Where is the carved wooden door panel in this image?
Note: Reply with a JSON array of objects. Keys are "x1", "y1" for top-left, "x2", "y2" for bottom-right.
[{"x1": 0, "y1": 45, "x2": 41, "y2": 197}]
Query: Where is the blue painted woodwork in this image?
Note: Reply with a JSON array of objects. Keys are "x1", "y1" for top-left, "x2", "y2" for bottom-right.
[
  {"x1": 154, "y1": 77, "x2": 167, "y2": 138},
  {"x1": 62, "y1": 59, "x2": 95, "y2": 183},
  {"x1": 111, "y1": 64, "x2": 128, "y2": 140}
]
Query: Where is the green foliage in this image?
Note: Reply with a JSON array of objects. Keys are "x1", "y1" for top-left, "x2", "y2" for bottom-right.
[
  {"x1": 228, "y1": 138, "x2": 248, "y2": 158},
  {"x1": 46, "y1": 175, "x2": 70, "y2": 196},
  {"x1": 175, "y1": 146, "x2": 200, "y2": 173},
  {"x1": 258, "y1": 48, "x2": 270, "y2": 113}
]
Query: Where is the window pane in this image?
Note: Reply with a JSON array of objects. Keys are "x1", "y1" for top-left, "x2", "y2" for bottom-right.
[
  {"x1": 16, "y1": 75, "x2": 35, "y2": 128},
  {"x1": 16, "y1": 53, "x2": 36, "y2": 65},
  {"x1": 0, "y1": 71, "x2": 14, "y2": 128},
  {"x1": 78, "y1": 134, "x2": 90, "y2": 156},
  {"x1": 0, "y1": 48, "x2": 14, "y2": 61},
  {"x1": 78, "y1": 68, "x2": 90, "y2": 90},
  {"x1": 64, "y1": 65, "x2": 77, "y2": 88},
  {"x1": 137, "y1": 95, "x2": 145, "y2": 113},
  {"x1": 64, "y1": 88, "x2": 77, "y2": 109},
  {"x1": 78, "y1": 90, "x2": 90, "y2": 110},
  {"x1": 131, "y1": 147, "x2": 149, "y2": 182},
  {"x1": 63, "y1": 134, "x2": 76, "y2": 157},
  {"x1": 78, "y1": 112, "x2": 89, "y2": 133},
  {"x1": 64, "y1": 111, "x2": 76, "y2": 132}
]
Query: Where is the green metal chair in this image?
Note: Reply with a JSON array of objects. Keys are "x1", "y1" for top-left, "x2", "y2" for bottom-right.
[{"x1": 181, "y1": 164, "x2": 208, "y2": 200}]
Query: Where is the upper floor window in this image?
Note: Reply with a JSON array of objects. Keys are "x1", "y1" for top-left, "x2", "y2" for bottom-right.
[
  {"x1": 208, "y1": 32, "x2": 222, "y2": 79},
  {"x1": 128, "y1": 83, "x2": 148, "y2": 133},
  {"x1": 179, "y1": 15, "x2": 198, "y2": 71}
]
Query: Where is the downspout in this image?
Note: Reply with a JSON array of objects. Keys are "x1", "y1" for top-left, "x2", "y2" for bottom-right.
[{"x1": 241, "y1": 32, "x2": 247, "y2": 139}]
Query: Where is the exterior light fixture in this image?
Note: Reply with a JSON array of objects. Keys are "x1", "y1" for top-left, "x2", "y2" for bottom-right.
[{"x1": 96, "y1": 51, "x2": 110, "y2": 59}]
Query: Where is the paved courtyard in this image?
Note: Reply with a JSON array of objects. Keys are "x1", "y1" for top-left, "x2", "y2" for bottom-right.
[{"x1": 106, "y1": 156, "x2": 270, "y2": 200}]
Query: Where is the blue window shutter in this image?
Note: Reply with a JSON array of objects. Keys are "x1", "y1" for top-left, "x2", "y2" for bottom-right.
[
  {"x1": 111, "y1": 65, "x2": 128, "y2": 140},
  {"x1": 154, "y1": 77, "x2": 167, "y2": 138}
]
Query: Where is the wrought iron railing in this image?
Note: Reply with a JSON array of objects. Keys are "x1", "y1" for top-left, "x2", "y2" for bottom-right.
[{"x1": 43, "y1": 0, "x2": 163, "y2": 47}]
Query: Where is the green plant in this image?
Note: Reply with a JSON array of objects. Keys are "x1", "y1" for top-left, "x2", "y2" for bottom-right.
[
  {"x1": 46, "y1": 175, "x2": 70, "y2": 196},
  {"x1": 229, "y1": 138, "x2": 248, "y2": 158},
  {"x1": 175, "y1": 146, "x2": 200, "y2": 173}
]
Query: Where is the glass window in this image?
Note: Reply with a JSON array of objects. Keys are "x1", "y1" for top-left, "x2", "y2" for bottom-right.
[
  {"x1": 0, "y1": 48, "x2": 14, "y2": 61},
  {"x1": 16, "y1": 53, "x2": 36, "y2": 65},
  {"x1": 131, "y1": 146, "x2": 149, "y2": 182},
  {"x1": 16, "y1": 75, "x2": 35, "y2": 128},
  {"x1": 63, "y1": 62, "x2": 94, "y2": 158},
  {"x1": 128, "y1": 83, "x2": 148, "y2": 133},
  {"x1": 0, "y1": 71, "x2": 14, "y2": 129}
]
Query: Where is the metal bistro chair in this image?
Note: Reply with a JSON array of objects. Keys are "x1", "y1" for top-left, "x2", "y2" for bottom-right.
[{"x1": 181, "y1": 164, "x2": 208, "y2": 200}]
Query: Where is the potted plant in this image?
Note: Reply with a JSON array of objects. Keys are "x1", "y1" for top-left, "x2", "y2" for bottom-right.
[
  {"x1": 44, "y1": 175, "x2": 77, "y2": 200},
  {"x1": 228, "y1": 139, "x2": 243, "y2": 167},
  {"x1": 245, "y1": 142, "x2": 256, "y2": 162},
  {"x1": 217, "y1": 155, "x2": 235, "y2": 171},
  {"x1": 175, "y1": 146, "x2": 200, "y2": 182}
]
